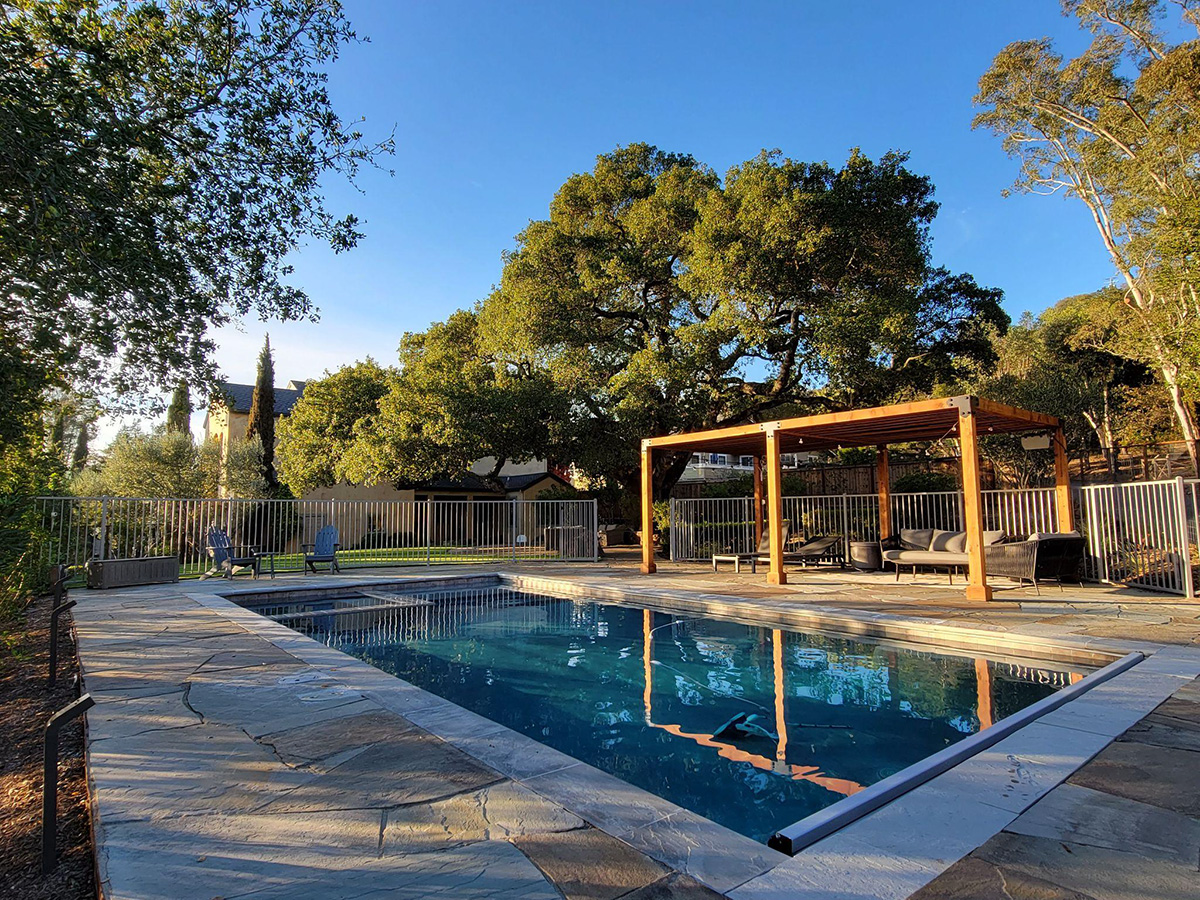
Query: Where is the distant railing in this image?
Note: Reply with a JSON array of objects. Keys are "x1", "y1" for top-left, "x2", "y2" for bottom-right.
[
  {"x1": 671, "y1": 480, "x2": 1197, "y2": 596},
  {"x1": 34, "y1": 496, "x2": 599, "y2": 582}
]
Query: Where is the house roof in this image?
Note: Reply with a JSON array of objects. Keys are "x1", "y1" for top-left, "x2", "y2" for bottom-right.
[
  {"x1": 411, "y1": 471, "x2": 570, "y2": 495},
  {"x1": 500, "y1": 472, "x2": 569, "y2": 492},
  {"x1": 215, "y1": 382, "x2": 306, "y2": 416}
]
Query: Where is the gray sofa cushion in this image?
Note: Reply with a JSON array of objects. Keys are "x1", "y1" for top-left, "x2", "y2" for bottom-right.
[
  {"x1": 882, "y1": 549, "x2": 969, "y2": 566},
  {"x1": 929, "y1": 529, "x2": 964, "y2": 552},
  {"x1": 899, "y1": 528, "x2": 935, "y2": 550},
  {"x1": 983, "y1": 530, "x2": 1006, "y2": 546}
]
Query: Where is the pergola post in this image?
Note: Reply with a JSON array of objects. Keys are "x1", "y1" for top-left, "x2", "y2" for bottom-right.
[
  {"x1": 752, "y1": 456, "x2": 765, "y2": 546},
  {"x1": 1053, "y1": 426, "x2": 1074, "y2": 532},
  {"x1": 640, "y1": 440, "x2": 656, "y2": 575},
  {"x1": 876, "y1": 445, "x2": 891, "y2": 540},
  {"x1": 957, "y1": 399, "x2": 992, "y2": 601},
  {"x1": 764, "y1": 427, "x2": 787, "y2": 585}
]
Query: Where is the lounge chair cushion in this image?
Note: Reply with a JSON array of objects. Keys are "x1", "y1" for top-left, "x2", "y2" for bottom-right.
[
  {"x1": 899, "y1": 528, "x2": 935, "y2": 550},
  {"x1": 1027, "y1": 531, "x2": 1081, "y2": 541}
]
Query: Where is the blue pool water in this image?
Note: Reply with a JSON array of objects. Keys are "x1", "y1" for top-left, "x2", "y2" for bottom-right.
[{"x1": 268, "y1": 586, "x2": 1080, "y2": 844}]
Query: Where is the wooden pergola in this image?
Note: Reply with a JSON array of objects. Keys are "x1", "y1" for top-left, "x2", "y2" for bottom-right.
[{"x1": 640, "y1": 396, "x2": 1073, "y2": 601}]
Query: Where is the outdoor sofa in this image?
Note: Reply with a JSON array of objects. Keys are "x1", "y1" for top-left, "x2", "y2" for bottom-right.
[
  {"x1": 880, "y1": 528, "x2": 1005, "y2": 584},
  {"x1": 881, "y1": 528, "x2": 1087, "y2": 593}
]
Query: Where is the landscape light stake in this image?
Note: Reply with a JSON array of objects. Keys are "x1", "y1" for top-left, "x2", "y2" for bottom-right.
[
  {"x1": 42, "y1": 693, "x2": 95, "y2": 875},
  {"x1": 48, "y1": 565, "x2": 76, "y2": 688}
]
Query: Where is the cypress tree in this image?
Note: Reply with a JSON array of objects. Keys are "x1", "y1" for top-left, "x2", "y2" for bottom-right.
[
  {"x1": 166, "y1": 381, "x2": 191, "y2": 435},
  {"x1": 246, "y1": 335, "x2": 277, "y2": 488},
  {"x1": 69, "y1": 425, "x2": 89, "y2": 472}
]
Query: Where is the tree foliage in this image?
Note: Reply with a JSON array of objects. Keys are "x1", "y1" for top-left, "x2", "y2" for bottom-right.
[
  {"x1": 276, "y1": 359, "x2": 393, "y2": 495},
  {"x1": 288, "y1": 145, "x2": 1006, "y2": 500},
  {"x1": 166, "y1": 381, "x2": 191, "y2": 435},
  {"x1": 340, "y1": 312, "x2": 570, "y2": 488},
  {"x1": 246, "y1": 335, "x2": 277, "y2": 488},
  {"x1": 0, "y1": 0, "x2": 392, "y2": 408},
  {"x1": 975, "y1": 0, "x2": 1200, "y2": 472},
  {"x1": 71, "y1": 429, "x2": 266, "y2": 498}
]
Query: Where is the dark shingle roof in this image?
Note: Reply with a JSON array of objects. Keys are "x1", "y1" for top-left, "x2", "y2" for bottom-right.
[
  {"x1": 216, "y1": 382, "x2": 305, "y2": 416},
  {"x1": 499, "y1": 472, "x2": 566, "y2": 491}
]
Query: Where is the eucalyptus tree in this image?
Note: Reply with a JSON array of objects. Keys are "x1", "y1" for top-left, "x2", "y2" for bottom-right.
[{"x1": 975, "y1": 0, "x2": 1200, "y2": 473}]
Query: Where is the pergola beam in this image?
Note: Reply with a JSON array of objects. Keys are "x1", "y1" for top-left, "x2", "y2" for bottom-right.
[
  {"x1": 876, "y1": 445, "x2": 891, "y2": 541},
  {"x1": 958, "y1": 399, "x2": 992, "y2": 602},
  {"x1": 764, "y1": 427, "x2": 786, "y2": 585},
  {"x1": 640, "y1": 440, "x2": 655, "y2": 575},
  {"x1": 1053, "y1": 427, "x2": 1074, "y2": 532}
]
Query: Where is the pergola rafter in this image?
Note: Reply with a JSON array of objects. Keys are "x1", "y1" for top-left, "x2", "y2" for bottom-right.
[{"x1": 640, "y1": 396, "x2": 1073, "y2": 601}]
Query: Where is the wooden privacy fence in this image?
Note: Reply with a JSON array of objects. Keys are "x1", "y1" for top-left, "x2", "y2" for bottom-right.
[
  {"x1": 671, "y1": 479, "x2": 1198, "y2": 596},
  {"x1": 34, "y1": 496, "x2": 599, "y2": 582}
]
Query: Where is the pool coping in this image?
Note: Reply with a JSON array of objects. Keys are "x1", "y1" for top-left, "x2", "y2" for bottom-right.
[{"x1": 210, "y1": 571, "x2": 1200, "y2": 899}]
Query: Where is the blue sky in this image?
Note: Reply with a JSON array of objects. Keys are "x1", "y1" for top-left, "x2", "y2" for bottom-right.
[{"x1": 144, "y1": 1, "x2": 1121, "y2": 439}]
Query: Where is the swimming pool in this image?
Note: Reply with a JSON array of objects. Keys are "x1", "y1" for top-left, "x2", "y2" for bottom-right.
[{"x1": 257, "y1": 584, "x2": 1085, "y2": 845}]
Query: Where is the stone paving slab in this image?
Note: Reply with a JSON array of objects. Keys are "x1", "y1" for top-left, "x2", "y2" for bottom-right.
[
  {"x1": 973, "y1": 832, "x2": 1199, "y2": 900},
  {"x1": 1005, "y1": 782, "x2": 1200, "y2": 866},
  {"x1": 513, "y1": 827, "x2": 669, "y2": 900},
  {"x1": 1067, "y1": 738, "x2": 1200, "y2": 817}
]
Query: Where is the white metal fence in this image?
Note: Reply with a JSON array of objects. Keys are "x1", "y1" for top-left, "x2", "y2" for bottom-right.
[
  {"x1": 671, "y1": 480, "x2": 1198, "y2": 596},
  {"x1": 670, "y1": 489, "x2": 1059, "y2": 561},
  {"x1": 35, "y1": 496, "x2": 598, "y2": 581},
  {"x1": 1078, "y1": 478, "x2": 1197, "y2": 596}
]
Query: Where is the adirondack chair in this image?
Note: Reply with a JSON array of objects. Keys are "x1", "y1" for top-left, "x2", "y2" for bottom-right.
[
  {"x1": 204, "y1": 527, "x2": 260, "y2": 579},
  {"x1": 304, "y1": 525, "x2": 341, "y2": 574}
]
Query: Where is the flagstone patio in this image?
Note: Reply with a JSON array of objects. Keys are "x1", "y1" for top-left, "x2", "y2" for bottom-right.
[{"x1": 70, "y1": 560, "x2": 1200, "y2": 899}]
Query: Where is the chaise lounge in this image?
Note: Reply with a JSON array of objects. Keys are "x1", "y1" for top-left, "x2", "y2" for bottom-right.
[
  {"x1": 713, "y1": 521, "x2": 790, "y2": 573},
  {"x1": 754, "y1": 534, "x2": 845, "y2": 571}
]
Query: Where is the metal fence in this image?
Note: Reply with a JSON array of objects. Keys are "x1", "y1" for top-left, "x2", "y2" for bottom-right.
[
  {"x1": 35, "y1": 496, "x2": 598, "y2": 581},
  {"x1": 671, "y1": 480, "x2": 1198, "y2": 596},
  {"x1": 1078, "y1": 478, "x2": 1197, "y2": 596},
  {"x1": 670, "y1": 489, "x2": 1059, "y2": 562}
]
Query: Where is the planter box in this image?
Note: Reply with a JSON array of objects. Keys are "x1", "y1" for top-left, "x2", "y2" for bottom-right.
[{"x1": 87, "y1": 556, "x2": 179, "y2": 589}]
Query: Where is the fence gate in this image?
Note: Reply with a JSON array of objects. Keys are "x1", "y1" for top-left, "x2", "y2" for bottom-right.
[{"x1": 1077, "y1": 478, "x2": 1197, "y2": 596}]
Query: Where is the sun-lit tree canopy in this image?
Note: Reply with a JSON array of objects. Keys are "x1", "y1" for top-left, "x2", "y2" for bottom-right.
[{"x1": 300, "y1": 144, "x2": 1007, "y2": 497}]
